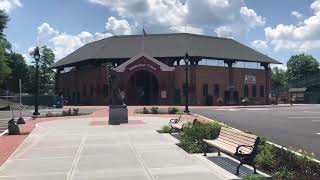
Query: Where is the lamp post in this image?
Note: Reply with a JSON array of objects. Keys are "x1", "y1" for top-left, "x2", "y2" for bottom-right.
[
  {"x1": 184, "y1": 52, "x2": 190, "y2": 113},
  {"x1": 32, "y1": 47, "x2": 41, "y2": 116}
]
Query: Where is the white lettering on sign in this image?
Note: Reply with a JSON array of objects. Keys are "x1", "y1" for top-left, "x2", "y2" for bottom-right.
[
  {"x1": 245, "y1": 75, "x2": 256, "y2": 84},
  {"x1": 128, "y1": 63, "x2": 157, "y2": 71}
]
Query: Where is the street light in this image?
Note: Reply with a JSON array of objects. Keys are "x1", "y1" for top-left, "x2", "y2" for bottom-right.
[
  {"x1": 32, "y1": 47, "x2": 41, "y2": 116},
  {"x1": 184, "y1": 52, "x2": 190, "y2": 114}
]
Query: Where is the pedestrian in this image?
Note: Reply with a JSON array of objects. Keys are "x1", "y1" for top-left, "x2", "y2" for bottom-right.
[{"x1": 56, "y1": 92, "x2": 66, "y2": 108}]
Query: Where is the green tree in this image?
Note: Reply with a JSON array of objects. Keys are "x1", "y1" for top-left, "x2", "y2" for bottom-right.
[
  {"x1": 38, "y1": 46, "x2": 55, "y2": 94},
  {"x1": 0, "y1": 10, "x2": 11, "y2": 86},
  {"x1": 6, "y1": 53, "x2": 29, "y2": 93},
  {"x1": 287, "y1": 54, "x2": 319, "y2": 83},
  {"x1": 271, "y1": 67, "x2": 288, "y2": 88}
]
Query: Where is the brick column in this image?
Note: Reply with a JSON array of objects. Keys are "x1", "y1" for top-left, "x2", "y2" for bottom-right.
[
  {"x1": 55, "y1": 68, "x2": 62, "y2": 94},
  {"x1": 261, "y1": 63, "x2": 270, "y2": 104}
]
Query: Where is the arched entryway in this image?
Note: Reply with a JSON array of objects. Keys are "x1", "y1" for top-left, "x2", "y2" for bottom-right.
[{"x1": 127, "y1": 71, "x2": 159, "y2": 105}]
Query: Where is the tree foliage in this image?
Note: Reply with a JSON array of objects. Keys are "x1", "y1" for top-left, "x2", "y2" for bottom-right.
[
  {"x1": 287, "y1": 54, "x2": 319, "y2": 83},
  {"x1": 0, "y1": 10, "x2": 56, "y2": 95},
  {"x1": 38, "y1": 46, "x2": 55, "y2": 94},
  {"x1": 0, "y1": 10, "x2": 10, "y2": 85},
  {"x1": 271, "y1": 67, "x2": 288, "y2": 88}
]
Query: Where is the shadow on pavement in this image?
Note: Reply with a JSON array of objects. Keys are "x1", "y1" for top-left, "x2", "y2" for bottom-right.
[{"x1": 207, "y1": 156, "x2": 262, "y2": 177}]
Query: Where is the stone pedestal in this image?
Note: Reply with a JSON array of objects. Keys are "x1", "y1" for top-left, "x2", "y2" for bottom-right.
[{"x1": 109, "y1": 105, "x2": 128, "y2": 125}]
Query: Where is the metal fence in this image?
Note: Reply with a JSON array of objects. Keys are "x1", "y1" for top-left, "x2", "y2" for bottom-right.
[{"x1": 0, "y1": 94, "x2": 56, "y2": 107}]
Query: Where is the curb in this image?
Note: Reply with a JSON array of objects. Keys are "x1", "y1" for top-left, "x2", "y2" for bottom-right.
[{"x1": 193, "y1": 113, "x2": 320, "y2": 163}]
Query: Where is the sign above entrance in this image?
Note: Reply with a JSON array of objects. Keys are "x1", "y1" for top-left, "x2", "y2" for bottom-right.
[
  {"x1": 114, "y1": 53, "x2": 175, "y2": 73},
  {"x1": 244, "y1": 75, "x2": 256, "y2": 84},
  {"x1": 128, "y1": 63, "x2": 158, "y2": 72}
]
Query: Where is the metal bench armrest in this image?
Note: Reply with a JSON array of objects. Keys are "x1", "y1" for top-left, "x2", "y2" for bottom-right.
[
  {"x1": 169, "y1": 119, "x2": 179, "y2": 124},
  {"x1": 235, "y1": 145, "x2": 254, "y2": 155}
]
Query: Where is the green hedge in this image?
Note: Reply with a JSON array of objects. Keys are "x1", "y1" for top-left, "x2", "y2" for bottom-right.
[{"x1": 178, "y1": 121, "x2": 221, "y2": 153}]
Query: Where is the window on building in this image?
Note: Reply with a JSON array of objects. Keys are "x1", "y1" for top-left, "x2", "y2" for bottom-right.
[
  {"x1": 252, "y1": 85, "x2": 257, "y2": 97},
  {"x1": 90, "y1": 85, "x2": 94, "y2": 96},
  {"x1": 244, "y1": 85, "x2": 249, "y2": 97},
  {"x1": 83, "y1": 85, "x2": 87, "y2": 97},
  {"x1": 260, "y1": 85, "x2": 264, "y2": 97},
  {"x1": 203, "y1": 84, "x2": 208, "y2": 96},
  {"x1": 214, "y1": 84, "x2": 220, "y2": 97},
  {"x1": 103, "y1": 84, "x2": 108, "y2": 97}
]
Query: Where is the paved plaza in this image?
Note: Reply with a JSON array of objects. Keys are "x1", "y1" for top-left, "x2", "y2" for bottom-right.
[{"x1": 0, "y1": 115, "x2": 262, "y2": 180}]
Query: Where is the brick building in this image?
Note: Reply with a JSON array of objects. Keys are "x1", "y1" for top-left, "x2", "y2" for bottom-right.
[{"x1": 51, "y1": 33, "x2": 280, "y2": 106}]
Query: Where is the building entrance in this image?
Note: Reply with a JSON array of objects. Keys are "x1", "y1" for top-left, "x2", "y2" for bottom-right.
[{"x1": 127, "y1": 71, "x2": 159, "y2": 105}]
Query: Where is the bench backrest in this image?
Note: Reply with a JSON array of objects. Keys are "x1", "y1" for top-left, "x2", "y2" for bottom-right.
[
  {"x1": 178, "y1": 115, "x2": 197, "y2": 125},
  {"x1": 218, "y1": 127, "x2": 260, "y2": 154}
]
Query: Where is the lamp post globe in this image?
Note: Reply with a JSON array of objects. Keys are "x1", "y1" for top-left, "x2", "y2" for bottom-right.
[
  {"x1": 184, "y1": 52, "x2": 190, "y2": 114},
  {"x1": 32, "y1": 47, "x2": 41, "y2": 116}
]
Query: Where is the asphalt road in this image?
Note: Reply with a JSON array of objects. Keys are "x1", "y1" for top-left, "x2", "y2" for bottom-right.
[
  {"x1": 0, "y1": 108, "x2": 99, "y2": 134},
  {"x1": 192, "y1": 105, "x2": 320, "y2": 159}
]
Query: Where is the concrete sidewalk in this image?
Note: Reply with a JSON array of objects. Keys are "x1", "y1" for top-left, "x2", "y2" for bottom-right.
[{"x1": 0, "y1": 116, "x2": 267, "y2": 180}]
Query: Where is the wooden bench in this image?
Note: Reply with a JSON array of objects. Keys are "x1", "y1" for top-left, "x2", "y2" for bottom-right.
[
  {"x1": 203, "y1": 127, "x2": 260, "y2": 175},
  {"x1": 169, "y1": 115, "x2": 197, "y2": 134}
]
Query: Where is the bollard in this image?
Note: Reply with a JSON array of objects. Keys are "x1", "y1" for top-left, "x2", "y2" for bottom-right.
[{"x1": 8, "y1": 119, "x2": 20, "y2": 135}]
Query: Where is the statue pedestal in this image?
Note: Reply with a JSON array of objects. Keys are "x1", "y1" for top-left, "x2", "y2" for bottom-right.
[{"x1": 109, "y1": 105, "x2": 128, "y2": 125}]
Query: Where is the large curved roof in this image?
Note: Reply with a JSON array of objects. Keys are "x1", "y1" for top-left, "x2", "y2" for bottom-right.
[{"x1": 51, "y1": 33, "x2": 281, "y2": 68}]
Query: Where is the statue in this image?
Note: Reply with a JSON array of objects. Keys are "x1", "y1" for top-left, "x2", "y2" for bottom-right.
[{"x1": 107, "y1": 66, "x2": 128, "y2": 125}]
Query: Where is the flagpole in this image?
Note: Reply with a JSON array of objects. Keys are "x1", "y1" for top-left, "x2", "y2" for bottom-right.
[{"x1": 142, "y1": 23, "x2": 145, "y2": 52}]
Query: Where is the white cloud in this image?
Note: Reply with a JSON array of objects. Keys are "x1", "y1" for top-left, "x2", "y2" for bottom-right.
[
  {"x1": 106, "y1": 16, "x2": 133, "y2": 35},
  {"x1": 88, "y1": 0, "x2": 266, "y2": 37},
  {"x1": 0, "y1": 0, "x2": 22, "y2": 13},
  {"x1": 34, "y1": 22, "x2": 116, "y2": 61},
  {"x1": 265, "y1": 0, "x2": 320, "y2": 52},
  {"x1": 291, "y1": 11, "x2": 303, "y2": 19},
  {"x1": 270, "y1": 64, "x2": 287, "y2": 70},
  {"x1": 214, "y1": 26, "x2": 234, "y2": 38},
  {"x1": 251, "y1": 40, "x2": 268, "y2": 50}
]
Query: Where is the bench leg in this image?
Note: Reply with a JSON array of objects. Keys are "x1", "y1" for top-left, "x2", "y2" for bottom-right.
[
  {"x1": 217, "y1": 149, "x2": 221, "y2": 156},
  {"x1": 236, "y1": 162, "x2": 243, "y2": 175},
  {"x1": 203, "y1": 143, "x2": 208, "y2": 156},
  {"x1": 253, "y1": 164, "x2": 257, "y2": 174},
  {"x1": 169, "y1": 127, "x2": 173, "y2": 134}
]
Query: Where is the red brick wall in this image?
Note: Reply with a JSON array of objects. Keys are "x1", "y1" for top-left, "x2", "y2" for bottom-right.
[
  {"x1": 57, "y1": 64, "x2": 271, "y2": 105},
  {"x1": 57, "y1": 66, "x2": 109, "y2": 105},
  {"x1": 173, "y1": 65, "x2": 270, "y2": 105}
]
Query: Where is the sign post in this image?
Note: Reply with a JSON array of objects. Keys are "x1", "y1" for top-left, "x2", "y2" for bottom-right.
[{"x1": 17, "y1": 79, "x2": 25, "y2": 124}]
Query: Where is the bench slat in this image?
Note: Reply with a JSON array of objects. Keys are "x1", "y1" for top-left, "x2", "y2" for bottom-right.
[
  {"x1": 218, "y1": 134, "x2": 255, "y2": 147},
  {"x1": 219, "y1": 131, "x2": 257, "y2": 144},
  {"x1": 204, "y1": 139, "x2": 252, "y2": 154},
  {"x1": 221, "y1": 127, "x2": 257, "y2": 139},
  {"x1": 216, "y1": 138, "x2": 253, "y2": 153}
]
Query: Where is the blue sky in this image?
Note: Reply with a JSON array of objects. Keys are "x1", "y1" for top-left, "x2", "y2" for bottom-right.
[{"x1": 2, "y1": 0, "x2": 320, "y2": 69}]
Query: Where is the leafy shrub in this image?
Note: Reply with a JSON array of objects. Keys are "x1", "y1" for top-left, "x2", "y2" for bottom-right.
[
  {"x1": 255, "y1": 137, "x2": 320, "y2": 179},
  {"x1": 168, "y1": 107, "x2": 179, "y2": 114},
  {"x1": 255, "y1": 137, "x2": 275, "y2": 171},
  {"x1": 161, "y1": 125, "x2": 172, "y2": 133},
  {"x1": 67, "y1": 108, "x2": 72, "y2": 116},
  {"x1": 72, "y1": 108, "x2": 79, "y2": 115},
  {"x1": 242, "y1": 174, "x2": 263, "y2": 180},
  {"x1": 275, "y1": 167, "x2": 295, "y2": 180},
  {"x1": 150, "y1": 106, "x2": 160, "y2": 114},
  {"x1": 179, "y1": 121, "x2": 221, "y2": 153},
  {"x1": 142, "y1": 107, "x2": 149, "y2": 114},
  {"x1": 62, "y1": 110, "x2": 67, "y2": 116}
]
